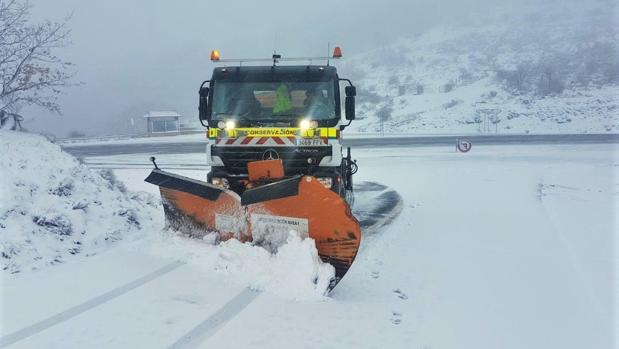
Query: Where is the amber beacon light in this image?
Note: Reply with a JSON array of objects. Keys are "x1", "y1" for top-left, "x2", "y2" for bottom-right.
[
  {"x1": 332, "y1": 46, "x2": 342, "y2": 58},
  {"x1": 210, "y1": 49, "x2": 220, "y2": 61}
]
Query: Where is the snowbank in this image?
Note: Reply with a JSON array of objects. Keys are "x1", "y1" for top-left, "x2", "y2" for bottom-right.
[{"x1": 0, "y1": 130, "x2": 161, "y2": 273}]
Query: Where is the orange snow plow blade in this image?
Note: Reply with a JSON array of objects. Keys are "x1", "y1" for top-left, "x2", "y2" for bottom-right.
[
  {"x1": 145, "y1": 169, "x2": 361, "y2": 288},
  {"x1": 144, "y1": 170, "x2": 248, "y2": 241},
  {"x1": 243, "y1": 176, "x2": 361, "y2": 284}
]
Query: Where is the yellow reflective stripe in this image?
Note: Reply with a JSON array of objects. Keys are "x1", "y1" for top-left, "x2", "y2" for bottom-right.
[
  {"x1": 317, "y1": 128, "x2": 338, "y2": 138},
  {"x1": 300, "y1": 129, "x2": 315, "y2": 138},
  {"x1": 208, "y1": 128, "x2": 218, "y2": 138},
  {"x1": 210, "y1": 127, "x2": 338, "y2": 139},
  {"x1": 237, "y1": 128, "x2": 298, "y2": 137}
]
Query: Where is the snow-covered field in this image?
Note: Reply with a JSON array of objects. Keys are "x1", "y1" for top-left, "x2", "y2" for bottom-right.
[{"x1": 1, "y1": 131, "x2": 616, "y2": 348}]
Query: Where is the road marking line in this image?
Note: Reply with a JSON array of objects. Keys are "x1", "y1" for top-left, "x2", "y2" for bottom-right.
[
  {"x1": 168, "y1": 287, "x2": 260, "y2": 349},
  {"x1": 0, "y1": 260, "x2": 185, "y2": 348}
]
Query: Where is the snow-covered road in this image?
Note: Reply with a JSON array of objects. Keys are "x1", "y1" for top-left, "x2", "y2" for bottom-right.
[{"x1": 2, "y1": 143, "x2": 616, "y2": 348}]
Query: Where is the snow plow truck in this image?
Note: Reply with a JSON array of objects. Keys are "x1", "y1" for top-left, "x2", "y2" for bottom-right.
[{"x1": 146, "y1": 48, "x2": 360, "y2": 289}]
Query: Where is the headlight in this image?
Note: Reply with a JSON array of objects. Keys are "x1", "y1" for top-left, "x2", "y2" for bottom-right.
[
  {"x1": 217, "y1": 121, "x2": 225, "y2": 129},
  {"x1": 316, "y1": 177, "x2": 332, "y2": 188},
  {"x1": 299, "y1": 119, "x2": 319, "y2": 131},
  {"x1": 225, "y1": 120, "x2": 236, "y2": 131},
  {"x1": 211, "y1": 177, "x2": 230, "y2": 189}
]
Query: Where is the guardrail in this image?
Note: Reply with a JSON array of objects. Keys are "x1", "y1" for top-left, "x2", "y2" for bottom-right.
[
  {"x1": 342, "y1": 133, "x2": 619, "y2": 147},
  {"x1": 57, "y1": 130, "x2": 204, "y2": 145},
  {"x1": 60, "y1": 133, "x2": 619, "y2": 158}
]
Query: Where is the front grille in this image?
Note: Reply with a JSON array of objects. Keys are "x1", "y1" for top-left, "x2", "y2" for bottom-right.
[{"x1": 212, "y1": 146, "x2": 332, "y2": 175}]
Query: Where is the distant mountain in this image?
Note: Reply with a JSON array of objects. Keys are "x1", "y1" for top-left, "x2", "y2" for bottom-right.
[{"x1": 342, "y1": 0, "x2": 618, "y2": 134}]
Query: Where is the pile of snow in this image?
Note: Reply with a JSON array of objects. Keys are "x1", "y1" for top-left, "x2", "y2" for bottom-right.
[
  {"x1": 0, "y1": 130, "x2": 161, "y2": 273},
  {"x1": 341, "y1": 0, "x2": 618, "y2": 134},
  {"x1": 135, "y1": 230, "x2": 335, "y2": 301}
]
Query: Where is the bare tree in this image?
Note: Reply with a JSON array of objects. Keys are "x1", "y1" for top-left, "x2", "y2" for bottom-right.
[
  {"x1": 0, "y1": 0, "x2": 74, "y2": 129},
  {"x1": 495, "y1": 62, "x2": 530, "y2": 94},
  {"x1": 513, "y1": 63, "x2": 530, "y2": 92},
  {"x1": 0, "y1": 108, "x2": 23, "y2": 129}
]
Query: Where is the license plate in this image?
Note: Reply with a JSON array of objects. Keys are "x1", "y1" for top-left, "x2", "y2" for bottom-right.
[{"x1": 297, "y1": 138, "x2": 325, "y2": 146}]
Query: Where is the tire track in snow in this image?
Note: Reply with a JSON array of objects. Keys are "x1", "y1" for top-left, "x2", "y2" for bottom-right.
[
  {"x1": 167, "y1": 287, "x2": 260, "y2": 349},
  {"x1": 0, "y1": 261, "x2": 185, "y2": 348}
]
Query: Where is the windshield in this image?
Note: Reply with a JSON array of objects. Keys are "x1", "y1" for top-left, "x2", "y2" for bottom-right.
[{"x1": 211, "y1": 81, "x2": 337, "y2": 122}]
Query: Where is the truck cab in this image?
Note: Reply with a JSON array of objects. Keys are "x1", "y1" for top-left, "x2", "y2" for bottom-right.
[{"x1": 198, "y1": 63, "x2": 357, "y2": 202}]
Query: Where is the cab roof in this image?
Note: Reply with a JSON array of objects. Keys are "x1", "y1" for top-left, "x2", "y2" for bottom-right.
[{"x1": 211, "y1": 65, "x2": 338, "y2": 82}]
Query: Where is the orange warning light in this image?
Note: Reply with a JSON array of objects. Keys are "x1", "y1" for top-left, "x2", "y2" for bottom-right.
[
  {"x1": 333, "y1": 46, "x2": 342, "y2": 58},
  {"x1": 210, "y1": 50, "x2": 220, "y2": 61}
]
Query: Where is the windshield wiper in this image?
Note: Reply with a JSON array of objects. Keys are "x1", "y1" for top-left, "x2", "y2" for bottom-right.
[
  {"x1": 270, "y1": 114, "x2": 297, "y2": 118},
  {"x1": 237, "y1": 119, "x2": 295, "y2": 126},
  {"x1": 213, "y1": 112, "x2": 234, "y2": 118},
  {"x1": 237, "y1": 119, "x2": 269, "y2": 126}
]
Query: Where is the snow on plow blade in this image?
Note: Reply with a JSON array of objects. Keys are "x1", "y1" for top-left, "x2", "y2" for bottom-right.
[
  {"x1": 144, "y1": 170, "x2": 247, "y2": 240},
  {"x1": 243, "y1": 176, "x2": 361, "y2": 284},
  {"x1": 145, "y1": 169, "x2": 361, "y2": 287}
]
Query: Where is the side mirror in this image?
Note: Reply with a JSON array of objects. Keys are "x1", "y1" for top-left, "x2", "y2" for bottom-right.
[
  {"x1": 198, "y1": 86, "x2": 209, "y2": 122},
  {"x1": 344, "y1": 85, "x2": 356, "y2": 121},
  {"x1": 345, "y1": 96, "x2": 355, "y2": 121},
  {"x1": 345, "y1": 85, "x2": 356, "y2": 97}
]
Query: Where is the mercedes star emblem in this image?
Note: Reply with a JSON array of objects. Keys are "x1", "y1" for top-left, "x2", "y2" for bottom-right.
[{"x1": 262, "y1": 149, "x2": 279, "y2": 160}]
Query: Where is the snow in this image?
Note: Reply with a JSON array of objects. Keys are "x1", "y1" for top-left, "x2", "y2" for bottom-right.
[
  {"x1": 143, "y1": 111, "x2": 182, "y2": 118},
  {"x1": 1, "y1": 249, "x2": 250, "y2": 348},
  {"x1": 132, "y1": 230, "x2": 335, "y2": 301},
  {"x1": 57, "y1": 132, "x2": 209, "y2": 146},
  {"x1": 0, "y1": 130, "x2": 162, "y2": 274},
  {"x1": 1, "y1": 131, "x2": 616, "y2": 348},
  {"x1": 204, "y1": 143, "x2": 616, "y2": 349}
]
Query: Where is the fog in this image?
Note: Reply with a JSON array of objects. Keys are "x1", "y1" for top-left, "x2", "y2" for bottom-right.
[{"x1": 25, "y1": 0, "x2": 598, "y2": 137}]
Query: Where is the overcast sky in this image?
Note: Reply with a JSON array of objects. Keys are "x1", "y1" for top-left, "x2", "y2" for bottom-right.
[{"x1": 25, "y1": 0, "x2": 593, "y2": 137}]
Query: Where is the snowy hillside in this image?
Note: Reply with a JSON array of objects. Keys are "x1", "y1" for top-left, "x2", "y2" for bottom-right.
[
  {"x1": 342, "y1": 0, "x2": 618, "y2": 134},
  {"x1": 0, "y1": 131, "x2": 161, "y2": 274}
]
